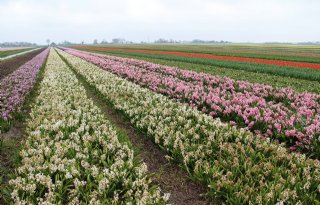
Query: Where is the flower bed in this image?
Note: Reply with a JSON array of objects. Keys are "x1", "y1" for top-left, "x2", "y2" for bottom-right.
[
  {"x1": 58, "y1": 49, "x2": 320, "y2": 204},
  {"x1": 0, "y1": 48, "x2": 49, "y2": 123},
  {"x1": 63, "y1": 48, "x2": 320, "y2": 153},
  {"x1": 71, "y1": 46, "x2": 320, "y2": 70},
  {"x1": 9, "y1": 49, "x2": 168, "y2": 204}
]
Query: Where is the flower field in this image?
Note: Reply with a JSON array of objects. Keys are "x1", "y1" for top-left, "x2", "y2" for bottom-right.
[
  {"x1": 77, "y1": 46, "x2": 320, "y2": 82},
  {"x1": 56, "y1": 48, "x2": 320, "y2": 204},
  {"x1": 62, "y1": 48, "x2": 320, "y2": 155},
  {"x1": 72, "y1": 44, "x2": 320, "y2": 63},
  {"x1": 1, "y1": 46, "x2": 319, "y2": 205},
  {"x1": 71, "y1": 46, "x2": 320, "y2": 70},
  {"x1": 0, "y1": 48, "x2": 49, "y2": 132},
  {"x1": 75, "y1": 49, "x2": 320, "y2": 94},
  {"x1": 0, "y1": 47, "x2": 31, "y2": 51},
  {"x1": 0, "y1": 47, "x2": 46, "y2": 80},
  {"x1": 8, "y1": 49, "x2": 168, "y2": 204},
  {"x1": 0, "y1": 48, "x2": 34, "y2": 59}
]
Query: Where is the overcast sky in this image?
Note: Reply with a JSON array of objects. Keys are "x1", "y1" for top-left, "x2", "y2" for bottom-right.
[{"x1": 0, "y1": 0, "x2": 319, "y2": 44}]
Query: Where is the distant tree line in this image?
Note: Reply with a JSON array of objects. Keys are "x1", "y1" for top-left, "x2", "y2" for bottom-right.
[
  {"x1": 89, "y1": 38, "x2": 232, "y2": 45},
  {"x1": 58, "y1": 40, "x2": 74, "y2": 46},
  {"x1": 0, "y1": 42, "x2": 37, "y2": 47},
  {"x1": 297, "y1": 41, "x2": 320, "y2": 45},
  {"x1": 57, "y1": 38, "x2": 132, "y2": 46},
  {"x1": 264, "y1": 41, "x2": 320, "y2": 45},
  {"x1": 189, "y1": 39, "x2": 231, "y2": 44},
  {"x1": 58, "y1": 38, "x2": 320, "y2": 46},
  {"x1": 154, "y1": 38, "x2": 181, "y2": 43},
  {"x1": 94, "y1": 38, "x2": 129, "y2": 44}
]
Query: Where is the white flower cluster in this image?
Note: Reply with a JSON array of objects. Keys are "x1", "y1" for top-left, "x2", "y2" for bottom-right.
[
  {"x1": 9, "y1": 49, "x2": 168, "y2": 204},
  {"x1": 58, "y1": 49, "x2": 320, "y2": 204}
]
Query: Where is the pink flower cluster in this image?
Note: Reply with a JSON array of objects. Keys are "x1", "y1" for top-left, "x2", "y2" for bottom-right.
[
  {"x1": 0, "y1": 48, "x2": 49, "y2": 121},
  {"x1": 64, "y1": 48, "x2": 320, "y2": 150}
]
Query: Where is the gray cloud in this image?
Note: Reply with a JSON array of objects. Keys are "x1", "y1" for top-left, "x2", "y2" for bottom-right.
[{"x1": 0, "y1": 0, "x2": 319, "y2": 44}]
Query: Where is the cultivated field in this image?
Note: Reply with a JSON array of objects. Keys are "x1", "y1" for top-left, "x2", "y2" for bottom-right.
[
  {"x1": 0, "y1": 47, "x2": 32, "y2": 51},
  {"x1": 74, "y1": 44, "x2": 320, "y2": 63},
  {"x1": 0, "y1": 45, "x2": 319, "y2": 204},
  {"x1": 0, "y1": 48, "x2": 45, "y2": 80},
  {"x1": 0, "y1": 48, "x2": 35, "y2": 59},
  {"x1": 74, "y1": 44, "x2": 320, "y2": 93}
]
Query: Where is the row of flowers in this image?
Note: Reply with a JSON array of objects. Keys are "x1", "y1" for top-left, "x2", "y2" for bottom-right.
[
  {"x1": 70, "y1": 45, "x2": 320, "y2": 70},
  {"x1": 9, "y1": 49, "x2": 168, "y2": 204},
  {"x1": 58, "y1": 49, "x2": 320, "y2": 204},
  {"x1": 0, "y1": 48, "x2": 49, "y2": 126},
  {"x1": 63, "y1": 48, "x2": 320, "y2": 153}
]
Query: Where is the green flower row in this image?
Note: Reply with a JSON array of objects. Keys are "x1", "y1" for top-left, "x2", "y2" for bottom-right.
[
  {"x1": 58, "y1": 49, "x2": 320, "y2": 205},
  {"x1": 9, "y1": 49, "x2": 168, "y2": 204}
]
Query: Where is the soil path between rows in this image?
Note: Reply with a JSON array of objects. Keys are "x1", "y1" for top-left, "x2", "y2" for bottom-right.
[{"x1": 63, "y1": 55, "x2": 214, "y2": 205}]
